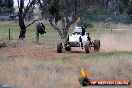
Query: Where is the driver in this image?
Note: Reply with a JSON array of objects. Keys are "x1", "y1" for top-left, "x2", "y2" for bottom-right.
[
  {"x1": 79, "y1": 27, "x2": 85, "y2": 48},
  {"x1": 87, "y1": 33, "x2": 92, "y2": 44},
  {"x1": 81, "y1": 27, "x2": 85, "y2": 36}
]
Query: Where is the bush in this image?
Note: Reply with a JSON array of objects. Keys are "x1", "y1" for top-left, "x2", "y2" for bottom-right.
[{"x1": 82, "y1": 20, "x2": 93, "y2": 29}]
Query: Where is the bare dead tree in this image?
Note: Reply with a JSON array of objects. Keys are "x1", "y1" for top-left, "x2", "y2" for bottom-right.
[{"x1": 18, "y1": 0, "x2": 36, "y2": 39}]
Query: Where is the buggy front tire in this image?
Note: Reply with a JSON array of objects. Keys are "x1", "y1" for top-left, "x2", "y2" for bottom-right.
[
  {"x1": 57, "y1": 43, "x2": 63, "y2": 53},
  {"x1": 85, "y1": 42, "x2": 90, "y2": 53}
]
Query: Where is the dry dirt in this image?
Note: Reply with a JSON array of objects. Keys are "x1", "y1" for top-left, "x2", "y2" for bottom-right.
[
  {"x1": 0, "y1": 30, "x2": 132, "y2": 58},
  {"x1": 100, "y1": 31, "x2": 132, "y2": 52}
]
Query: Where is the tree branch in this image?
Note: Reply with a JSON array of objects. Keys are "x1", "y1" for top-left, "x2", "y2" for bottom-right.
[
  {"x1": 26, "y1": 20, "x2": 39, "y2": 28},
  {"x1": 65, "y1": 16, "x2": 79, "y2": 29},
  {"x1": 23, "y1": 0, "x2": 36, "y2": 18},
  {"x1": 37, "y1": 0, "x2": 48, "y2": 13},
  {"x1": 49, "y1": 16, "x2": 63, "y2": 38}
]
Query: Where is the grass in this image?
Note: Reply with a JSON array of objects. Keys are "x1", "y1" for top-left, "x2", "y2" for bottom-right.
[
  {"x1": 0, "y1": 21, "x2": 132, "y2": 88},
  {"x1": 84, "y1": 51, "x2": 132, "y2": 59},
  {"x1": 0, "y1": 53, "x2": 132, "y2": 88}
]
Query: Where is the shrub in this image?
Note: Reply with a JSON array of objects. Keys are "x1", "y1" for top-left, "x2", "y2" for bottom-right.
[{"x1": 82, "y1": 20, "x2": 93, "y2": 29}]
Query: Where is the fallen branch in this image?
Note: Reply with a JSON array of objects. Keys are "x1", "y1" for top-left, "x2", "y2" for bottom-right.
[{"x1": 26, "y1": 20, "x2": 39, "y2": 28}]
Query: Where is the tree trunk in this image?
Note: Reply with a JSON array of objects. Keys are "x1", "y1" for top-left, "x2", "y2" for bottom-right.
[
  {"x1": 19, "y1": 14, "x2": 26, "y2": 39},
  {"x1": 62, "y1": 28, "x2": 69, "y2": 42},
  {"x1": 19, "y1": 0, "x2": 26, "y2": 39},
  {"x1": 62, "y1": 17, "x2": 68, "y2": 40},
  {"x1": 36, "y1": 28, "x2": 39, "y2": 44}
]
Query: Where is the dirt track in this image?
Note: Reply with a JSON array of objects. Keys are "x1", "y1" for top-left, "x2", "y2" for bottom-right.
[
  {"x1": 100, "y1": 31, "x2": 132, "y2": 52},
  {"x1": 0, "y1": 29, "x2": 132, "y2": 58}
]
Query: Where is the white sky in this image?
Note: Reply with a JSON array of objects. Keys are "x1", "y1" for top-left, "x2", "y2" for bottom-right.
[{"x1": 14, "y1": 0, "x2": 29, "y2": 6}]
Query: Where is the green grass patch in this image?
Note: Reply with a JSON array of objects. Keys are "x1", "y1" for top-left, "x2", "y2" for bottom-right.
[
  {"x1": 84, "y1": 51, "x2": 132, "y2": 60},
  {"x1": 61, "y1": 57, "x2": 71, "y2": 63},
  {"x1": 0, "y1": 57, "x2": 16, "y2": 64}
]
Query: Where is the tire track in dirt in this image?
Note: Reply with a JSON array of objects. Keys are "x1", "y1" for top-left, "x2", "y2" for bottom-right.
[
  {"x1": 0, "y1": 45, "x2": 81, "y2": 58},
  {"x1": 0, "y1": 30, "x2": 132, "y2": 58}
]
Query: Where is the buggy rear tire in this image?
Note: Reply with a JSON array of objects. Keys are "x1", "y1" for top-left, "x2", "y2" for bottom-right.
[
  {"x1": 57, "y1": 43, "x2": 63, "y2": 53},
  {"x1": 93, "y1": 39, "x2": 100, "y2": 50},
  {"x1": 85, "y1": 42, "x2": 90, "y2": 53}
]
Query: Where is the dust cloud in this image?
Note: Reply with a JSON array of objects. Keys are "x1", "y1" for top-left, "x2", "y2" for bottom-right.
[
  {"x1": 69, "y1": 30, "x2": 132, "y2": 53},
  {"x1": 99, "y1": 30, "x2": 132, "y2": 52}
]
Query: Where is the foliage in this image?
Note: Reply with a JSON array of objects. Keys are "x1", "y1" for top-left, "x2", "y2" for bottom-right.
[
  {"x1": 82, "y1": 20, "x2": 93, "y2": 29},
  {"x1": 15, "y1": 0, "x2": 132, "y2": 39},
  {"x1": 0, "y1": 0, "x2": 14, "y2": 13},
  {"x1": 76, "y1": 19, "x2": 92, "y2": 29},
  {"x1": 37, "y1": 0, "x2": 96, "y2": 39},
  {"x1": 81, "y1": 0, "x2": 132, "y2": 23}
]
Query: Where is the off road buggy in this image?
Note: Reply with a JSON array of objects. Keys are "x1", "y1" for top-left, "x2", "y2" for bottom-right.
[{"x1": 57, "y1": 27, "x2": 100, "y2": 53}]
